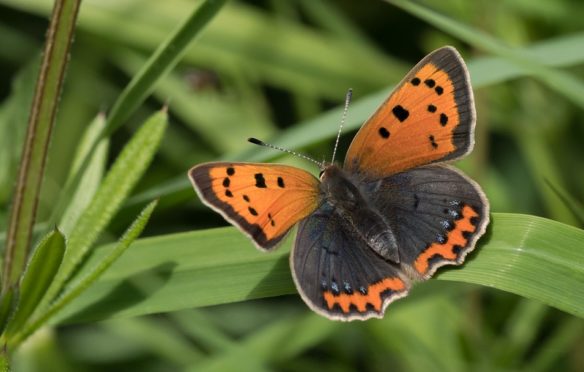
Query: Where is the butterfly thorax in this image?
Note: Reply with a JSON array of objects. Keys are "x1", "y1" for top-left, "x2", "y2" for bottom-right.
[{"x1": 319, "y1": 165, "x2": 400, "y2": 263}]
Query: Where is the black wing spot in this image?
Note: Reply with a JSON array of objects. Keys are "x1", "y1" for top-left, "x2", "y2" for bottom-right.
[
  {"x1": 392, "y1": 105, "x2": 410, "y2": 122},
  {"x1": 331, "y1": 281, "x2": 340, "y2": 295},
  {"x1": 411, "y1": 77, "x2": 421, "y2": 86},
  {"x1": 436, "y1": 234, "x2": 447, "y2": 244},
  {"x1": 379, "y1": 127, "x2": 390, "y2": 138},
  {"x1": 424, "y1": 79, "x2": 436, "y2": 88},
  {"x1": 254, "y1": 173, "x2": 267, "y2": 188},
  {"x1": 440, "y1": 113, "x2": 448, "y2": 126},
  {"x1": 226, "y1": 167, "x2": 235, "y2": 176},
  {"x1": 429, "y1": 135, "x2": 438, "y2": 149},
  {"x1": 277, "y1": 176, "x2": 285, "y2": 188},
  {"x1": 435, "y1": 86, "x2": 444, "y2": 95},
  {"x1": 450, "y1": 209, "x2": 461, "y2": 219},
  {"x1": 441, "y1": 220, "x2": 454, "y2": 231},
  {"x1": 225, "y1": 190, "x2": 233, "y2": 197},
  {"x1": 268, "y1": 213, "x2": 276, "y2": 226},
  {"x1": 343, "y1": 282, "x2": 353, "y2": 294},
  {"x1": 248, "y1": 207, "x2": 258, "y2": 216},
  {"x1": 222, "y1": 177, "x2": 230, "y2": 187},
  {"x1": 428, "y1": 104, "x2": 437, "y2": 113},
  {"x1": 243, "y1": 194, "x2": 250, "y2": 202}
]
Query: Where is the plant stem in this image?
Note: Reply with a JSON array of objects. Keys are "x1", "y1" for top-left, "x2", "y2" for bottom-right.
[{"x1": 2, "y1": 0, "x2": 81, "y2": 292}]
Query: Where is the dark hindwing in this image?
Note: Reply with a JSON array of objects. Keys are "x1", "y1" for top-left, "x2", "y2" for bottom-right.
[
  {"x1": 291, "y1": 203, "x2": 409, "y2": 321},
  {"x1": 366, "y1": 165, "x2": 489, "y2": 279}
]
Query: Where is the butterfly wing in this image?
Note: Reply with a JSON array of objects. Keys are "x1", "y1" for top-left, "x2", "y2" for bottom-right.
[
  {"x1": 292, "y1": 203, "x2": 410, "y2": 321},
  {"x1": 189, "y1": 162, "x2": 320, "y2": 251},
  {"x1": 344, "y1": 46, "x2": 475, "y2": 179},
  {"x1": 364, "y1": 165, "x2": 489, "y2": 278}
]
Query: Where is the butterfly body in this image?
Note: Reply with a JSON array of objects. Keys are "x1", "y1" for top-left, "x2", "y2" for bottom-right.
[
  {"x1": 319, "y1": 164, "x2": 400, "y2": 263},
  {"x1": 190, "y1": 46, "x2": 490, "y2": 321}
]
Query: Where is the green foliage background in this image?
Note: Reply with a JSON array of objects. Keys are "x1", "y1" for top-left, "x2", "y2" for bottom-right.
[{"x1": 0, "y1": 0, "x2": 583, "y2": 371}]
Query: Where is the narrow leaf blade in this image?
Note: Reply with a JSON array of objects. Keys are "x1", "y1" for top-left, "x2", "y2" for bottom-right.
[
  {"x1": 59, "y1": 113, "x2": 109, "y2": 235},
  {"x1": 56, "y1": 213, "x2": 584, "y2": 323},
  {"x1": 42, "y1": 109, "x2": 168, "y2": 311},
  {"x1": 9, "y1": 201, "x2": 158, "y2": 347},
  {"x1": 4, "y1": 228, "x2": 65, "y2": 335}
]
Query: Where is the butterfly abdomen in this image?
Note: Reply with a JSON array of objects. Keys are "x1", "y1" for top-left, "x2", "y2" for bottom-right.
[{"x1": 321, "y1": 165, "x2": 400, "y2": 263}]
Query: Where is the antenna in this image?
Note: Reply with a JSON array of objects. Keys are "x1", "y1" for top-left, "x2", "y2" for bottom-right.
[
  {"x1": 248, "y1": 138, "x2": 324, "y2": 169},
  {"x1": 331, "y1": 88, "x2": 352, "y2": 164}
]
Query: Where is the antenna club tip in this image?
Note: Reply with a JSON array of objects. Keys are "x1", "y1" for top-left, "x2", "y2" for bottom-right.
[{"x1": 248, "y1": 137, "x2": 263, "y2": 145}]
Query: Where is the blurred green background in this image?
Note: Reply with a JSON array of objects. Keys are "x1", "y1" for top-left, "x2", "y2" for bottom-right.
[{"x1": 1, "y1": 0, "x2": 583, "y2": 371}]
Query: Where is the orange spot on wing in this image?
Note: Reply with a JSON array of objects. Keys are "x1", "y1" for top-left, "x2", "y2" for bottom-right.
[
  {"x1": 414, "y1": 205, "x2": 479, "y2": 275},
  {"x1": 323, "y1": 278, "x2": 406, "y2": 314}
]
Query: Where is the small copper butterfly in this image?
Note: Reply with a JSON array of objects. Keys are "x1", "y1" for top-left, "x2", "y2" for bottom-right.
[{"x1": 189, "y1": 46, "x2": 490, "y2": 321}]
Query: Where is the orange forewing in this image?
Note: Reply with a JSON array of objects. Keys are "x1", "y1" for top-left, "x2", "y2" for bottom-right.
[
  {"x1": 345, "y1": 47, "x2": 475, "y2": 179},
  {"x1": 189, "y1": 162, "x2": 320, "y2": 250}
]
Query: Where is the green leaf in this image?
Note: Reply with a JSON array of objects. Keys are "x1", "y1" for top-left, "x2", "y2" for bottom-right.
[
  {"x1": 9, "y1": 200, "x2": 158, "y2": 348},
  {"x1": 59, "y1": 113, "x2": 109, "y2": 235},
  {"x1": 57, "y1": 213, "x2": 584, "y2": 323},
  {"x1": 40, "y1": 109, "x2": 167, "y2": 313},
  {"x1": 439, "y1": 214, "x2": 584, "y2": 318},
  {"x1": 0, "y1": 286, "x2": 16, "y2": 334},
  {"x1": 4, "y1": 229, "x2": 65, "y2": 336},
  {"x1": 105, "y1": 0, "x2": 229, "y2": 137}
]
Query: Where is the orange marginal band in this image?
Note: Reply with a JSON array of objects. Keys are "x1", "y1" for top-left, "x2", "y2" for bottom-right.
[
  {"x1": 414, "y1": 205, "x2": 479, "y2": 275},
  {"x1": 323, "y1": 277, "x2": 406, "y2": 314}
]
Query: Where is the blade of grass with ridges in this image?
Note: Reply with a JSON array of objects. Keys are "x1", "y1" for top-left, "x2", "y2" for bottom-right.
[{"x1": 54, "y1": 213, "x2": 584, "y2": 324}]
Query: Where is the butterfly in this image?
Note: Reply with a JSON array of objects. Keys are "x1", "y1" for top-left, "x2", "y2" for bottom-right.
[{"x1": 189, "y1": 46, "x2": 489, "y2": 321}]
